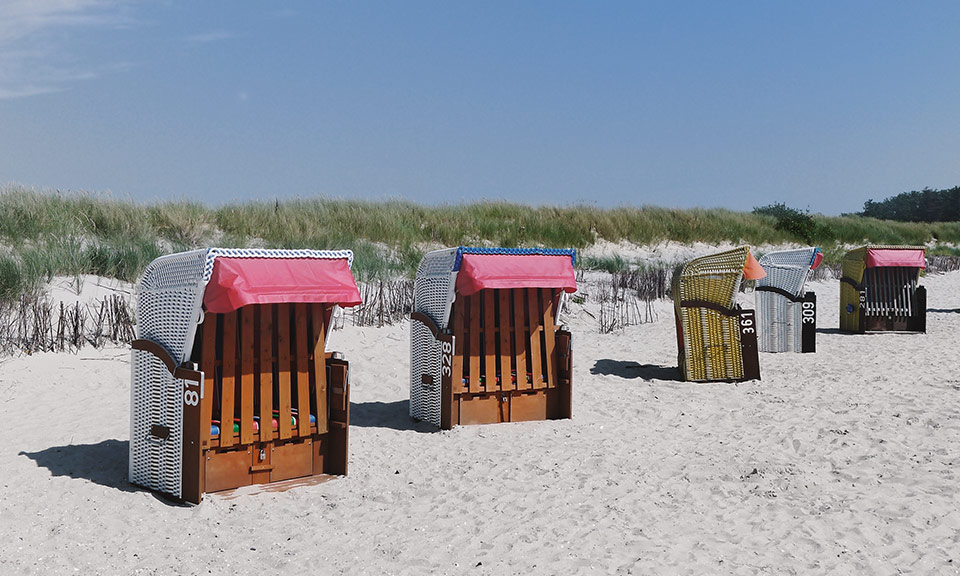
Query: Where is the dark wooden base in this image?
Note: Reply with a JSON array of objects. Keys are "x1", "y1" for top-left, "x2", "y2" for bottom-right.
[
  {"x1": 863, "y1": 317, "x2": 926, "y2": 332},
  {"x1": 800, "y1": 292, "x2": 817, "y2": 353},
  {"x1": 862, "y1": 289, "x2": 925, "y2": 333},
  {"x1": 843, "y1": 285, "x2": 926, "y2": 334}
]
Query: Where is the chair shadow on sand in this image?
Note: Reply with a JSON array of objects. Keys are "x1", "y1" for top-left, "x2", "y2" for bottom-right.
[
  {"x1": 816, "y1": 328, "x2": 844, "y2": 335},
  {"x1": 590, "y1": 359, "x2": 683, "y2": 382},
  {"x1": 20, "y1": 439, "x2": 138, "y2": 494},
  {"x1": 350, "y1": 400, "x2": 437, "y2": 433}
]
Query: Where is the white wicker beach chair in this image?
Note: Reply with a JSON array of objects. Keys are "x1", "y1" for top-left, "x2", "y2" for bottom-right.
[
  {"x1": 410, "y1": 247, "x2": 577, "y2": 429},
  {"x1": 755, "y1": 248, "x2": 821, "y2": 353},
  {"x1": 130, "y1": 248, "x2": 358, "y2": 503}
]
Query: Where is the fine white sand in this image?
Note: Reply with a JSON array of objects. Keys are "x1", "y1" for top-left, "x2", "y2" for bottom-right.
[{"x1": 1, "y1": 267, "x2": 959, "y2": 575}]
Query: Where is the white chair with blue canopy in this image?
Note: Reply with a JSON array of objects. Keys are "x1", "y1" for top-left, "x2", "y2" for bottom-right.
[{"x1": 410, "y1": 247, "x2": 577, "y2": 429}]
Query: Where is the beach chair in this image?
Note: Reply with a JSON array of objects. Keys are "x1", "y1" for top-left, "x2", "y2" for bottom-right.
[
  {"x1": 410, "y1": 247, "x2": 577, "y2": 429},
  {"x1": 840, "y1": 245, "x2": 926, "y2": 333},
  {"x1": 755, "y1": 247, "x2": 823, "y2": 353},
  {"x1": 672, "y1": 246, "x2": 765, "y2": 382},
  {"x1": 130, "y1": 248, "x2": 361, "y2": 504}
]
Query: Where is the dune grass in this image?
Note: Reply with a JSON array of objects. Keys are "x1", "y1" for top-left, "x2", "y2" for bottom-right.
[{"x1": 1, "y1": 185, "x2": 959, "y2": 303}]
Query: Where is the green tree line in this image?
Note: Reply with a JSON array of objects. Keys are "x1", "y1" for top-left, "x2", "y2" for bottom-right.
[{"x1": 861, "y1": 186, "x2": 960, "y2": 222}]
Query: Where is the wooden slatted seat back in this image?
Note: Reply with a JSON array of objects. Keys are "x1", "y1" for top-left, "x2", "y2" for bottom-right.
[
  {"x1": 410, "y1": 247, "x2": 576, "y2": 429},
  {"x1": 195, "y1": 303, "x2": 332, "y2": 450},
  {"x1": 450, "y1": 287, "x2": 561, "y2": 395}
]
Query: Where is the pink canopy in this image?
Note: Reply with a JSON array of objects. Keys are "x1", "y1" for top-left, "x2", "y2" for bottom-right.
[
  {"x1": 865, "y1": 249, "x2": 926, "y2": 269},
  {"x1": 203, "y1": 257, "x2": 362, "y2": 313},
  {"x1": 811, "y1": 251, "x2": 824, "y2": 270},
  {"x1": 455, "y1": 253, "x2": 577, "y2": 296}
]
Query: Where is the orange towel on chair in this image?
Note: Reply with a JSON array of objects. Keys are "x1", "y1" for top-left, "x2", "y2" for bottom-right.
[{"x1": 743, "y1": 251, "x2": 767, "y2": 280}]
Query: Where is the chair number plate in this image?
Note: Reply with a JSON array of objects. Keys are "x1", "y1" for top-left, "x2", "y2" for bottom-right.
[
  {"x1": 184, "y1": 380, "x2": 200, "y2": 406},
  {"x1": 441, "y1": 340, "x2": 453, "y2": 377}
]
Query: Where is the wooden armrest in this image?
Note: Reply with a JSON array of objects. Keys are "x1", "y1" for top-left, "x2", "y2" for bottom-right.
[{"x1": 131, "y1": 339, "x2": 203, "y2": 382}]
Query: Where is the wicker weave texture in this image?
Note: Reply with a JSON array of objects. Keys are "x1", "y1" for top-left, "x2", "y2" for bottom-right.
[
  {"x1": 756, "y1": 248, "x2": 817, "y2": 352},
  {"x1": 673, "y1": 247, "x2": 748, "y2": 309},
  {"x1": 410, "y1": 248, "x2": 458, "y2": 425},
  {"x1": 137, "y1": 250, "x2": 208, "y2": 361},
  {"x1": 130, "y1": 350, "x2": 184, "y2": 497},
  {"x1": 131, "y1": 247, "x2": 357, "y2": 498},
  {"x1": 130, "y1": 250, "x2": 208, "y2": 497},
  {"x1": 757, "y1": 248, "x2": 817, "y2": 298},
  {"x1": 409, "y1": 321, "x2": 443, "y2": 426},
  {"x1": 672, "y1": 247, "x2": 748, "y2": 381},
  {"x1": 756, "y1": 292, "x2": 802, "y2": 352},
  {"x1": 681, "y1": 308, "x2": 743, "y2": 380}
]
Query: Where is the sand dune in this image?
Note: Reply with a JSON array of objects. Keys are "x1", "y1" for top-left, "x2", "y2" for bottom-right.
[{"x1": 1, "y1": 271, "x2": 959, "y2": 575}]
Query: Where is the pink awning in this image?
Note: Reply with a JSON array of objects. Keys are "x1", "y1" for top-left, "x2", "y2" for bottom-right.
[
  {"x1": 811, "y1": 251, "x2": 824, "y2": 270},
  {"x1": 456, "y1": 253, "x2": 577, "y2": 296},
  {"x1": 203, "y1": 257, "x2": 362, "y2": 313},
  {"x1": 865, "y1": 249, "x2": 926, "y2": 269}
]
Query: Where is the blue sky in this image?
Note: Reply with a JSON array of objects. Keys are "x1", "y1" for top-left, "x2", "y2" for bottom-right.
[{"x1": 1, "y1": 1, "x2": 958, "y2": 215}]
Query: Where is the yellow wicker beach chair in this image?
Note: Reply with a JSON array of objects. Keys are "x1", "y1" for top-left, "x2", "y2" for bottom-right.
[
  {"x1": 840, "y1": 245, "x2": 926, "y2": 333},
  {"x1": 672, "y1": 246, "x2": 763, "y2": 382}
]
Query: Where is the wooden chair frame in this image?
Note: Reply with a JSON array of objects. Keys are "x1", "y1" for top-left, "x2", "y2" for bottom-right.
[
  {"x1": 413, "y1": 287, "x2": 572, "y2": 429},
  {"x1": 409, "y1": 247, "x2": 575, "y2": 429},
  {"x1": 130, "y1": 249, "x2": 354, "y2": 504},
  {"x1": 133, "y1": 302, "x2": 349, "y2": 504},
  {"x1": 840, "y1": 246, "x2": 926, "y2": 333}
]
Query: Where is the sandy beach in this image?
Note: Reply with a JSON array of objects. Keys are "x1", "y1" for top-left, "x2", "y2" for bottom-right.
[{"x1": 1, "y1": 266, "x2": 959, "y2": 575}]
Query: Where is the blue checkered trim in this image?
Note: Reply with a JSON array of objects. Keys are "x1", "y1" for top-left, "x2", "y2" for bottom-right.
[
  {"x1": 202, "y1": 248, "x2": 355, "y2": 283},
  {"x1": 452, "y1": 246, "x2": 576, "y2": 271}
]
